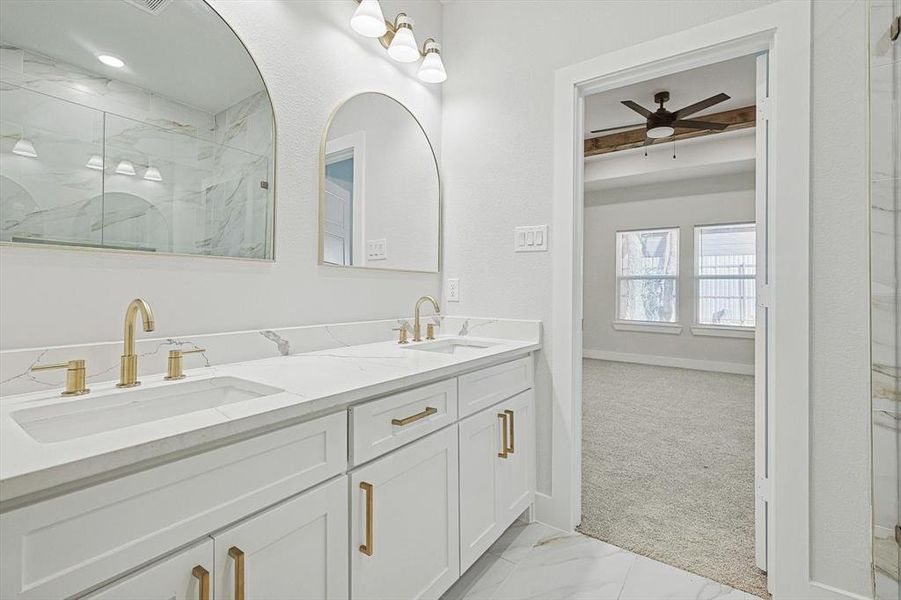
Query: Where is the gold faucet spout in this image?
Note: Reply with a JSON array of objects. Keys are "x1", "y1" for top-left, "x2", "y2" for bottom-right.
[
  {"x1": 118, "y1": 298, "x2": 155, "y2": 388},
  {"x1": 413, "y1": 295, "x2": 440, "y2": 342}
]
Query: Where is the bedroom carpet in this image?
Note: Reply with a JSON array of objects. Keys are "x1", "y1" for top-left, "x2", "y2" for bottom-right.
[{"x1": 579, "y1": 359, "x2": 767, "y2": 598}]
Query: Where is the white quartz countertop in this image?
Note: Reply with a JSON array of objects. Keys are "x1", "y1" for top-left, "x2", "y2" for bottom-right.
[{"x1": 0, "y1": 336, "x2": 538, "y2": 506}]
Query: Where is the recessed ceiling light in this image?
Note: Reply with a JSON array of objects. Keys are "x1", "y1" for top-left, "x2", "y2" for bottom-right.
[
  {"x1": 97, "y1": 54, "x2": 125, "y2": 68},
  {"x1": 115, "y1": 160, "x2": 136, "y2": 176},
  {"x1": 86, "y1": 154, "x2": 104, "y2": 170}
]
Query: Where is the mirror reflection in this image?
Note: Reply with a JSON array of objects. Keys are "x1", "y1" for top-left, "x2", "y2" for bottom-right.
[
  {"x1": 321, "y1": 92, "x2": 439, "y2": 273},
  {"x1": 0, "y1": 0, "x2": 275, "y2": 259}
]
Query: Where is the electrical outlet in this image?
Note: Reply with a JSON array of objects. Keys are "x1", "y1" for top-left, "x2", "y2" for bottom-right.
[
  {"x1": 366, "y1": 239, "x2": 387, "y2": 261},
  {"x1": 447, "y1": 278, "x2": 460, "y2": 302},
  {"x1": 514, "y1": 225, "x2": 548, "y2": 252}
]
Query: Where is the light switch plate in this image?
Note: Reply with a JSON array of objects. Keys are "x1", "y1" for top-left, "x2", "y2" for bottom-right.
[
  {"x1": 514, "y1": 225, "x2": 548, "y2": 252},
  {"x1": 447, "y1": 278, "x2": 460, "y2": 302},
  {"x1": 366, "y1": 239, "x2": 387, "y2": 261}
]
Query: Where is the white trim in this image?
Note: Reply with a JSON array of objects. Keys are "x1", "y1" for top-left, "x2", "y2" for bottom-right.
[
  {"x1": 612, "y1": 321, "x2": 682, "y2": 334},
  {"x1": 551, "y1": 3, "x2": 816, "y2": 598},
  {"x1": 583, "y1": 348, "x2": 754, "y2": 375},
  {"x1": 691, "y1": 325, "x2": 754, "y2": 339}
]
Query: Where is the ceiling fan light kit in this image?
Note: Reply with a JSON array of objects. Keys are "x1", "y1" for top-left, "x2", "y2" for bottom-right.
[{"x1": 591, "y1": 89, "x2": 732, "y2": 148}]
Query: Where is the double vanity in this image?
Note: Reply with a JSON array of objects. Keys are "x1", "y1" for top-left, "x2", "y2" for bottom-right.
[{"x1": 0, "y1": 312, "x2": 539, "y2": 600}]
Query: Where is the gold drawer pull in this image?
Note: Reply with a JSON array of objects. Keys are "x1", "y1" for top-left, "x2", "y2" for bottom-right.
[
  {"x1": 391, "y1": 406, "x2": 437, "y2": 426},
  {"x1": 498, "y1": 412, "x2": 509, "y2": 458},
  {"x1": 228, "y1": 546, "x2": 245, "y2": 600},
  {"x1": 192, "y1": 565, "x2": 210, "y2": 600},
  {"x1": 360, "y1": 481, "x2": 374, "y2": 555},
  {"x1": 505, "y1": 409, "x2": 515, "y2": 454}
]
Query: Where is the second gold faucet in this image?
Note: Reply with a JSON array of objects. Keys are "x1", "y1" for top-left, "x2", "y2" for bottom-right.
[
  {"x1": 118, "y1": 298, "x2": 155, "y2": 388},
  {"x1": 413, "y1": 295, "x2": 440, "y2": 342}
]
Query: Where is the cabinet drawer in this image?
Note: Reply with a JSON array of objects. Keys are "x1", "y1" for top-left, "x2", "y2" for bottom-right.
[
  {"x1": 350, "y1": 379, "x2": 457, "y2": 465},
  {"x1": 0, "y1": 412, "x2": 346, "y2": 600},
  {"x1": 458, "y1": 356, "x2": 533, "y2": 417}
]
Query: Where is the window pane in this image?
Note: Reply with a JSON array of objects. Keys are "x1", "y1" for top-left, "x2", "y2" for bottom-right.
[
  {"x1": 698, "y1": 278, "x2": 756, "y2": 327},
  {"x1": 697, "y1": 223, "x2": 756, "y2": 276},
  {"x1": 617, "y1": 228, "x2": 679, "y2": 277},
  {"x1": 618, "y1": 278, "x2": 678, "y2": 323}
]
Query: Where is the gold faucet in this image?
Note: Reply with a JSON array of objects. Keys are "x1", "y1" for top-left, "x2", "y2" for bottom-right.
[
  {"x1": 413, "y1": 295, "x2": 440, "y2": 342},
  {"x1": 31, "y1": 359, "x2": 90, "y2": 396},
  {"x1": 118, "y1": 298, "x2": 155, "y2": 388}
]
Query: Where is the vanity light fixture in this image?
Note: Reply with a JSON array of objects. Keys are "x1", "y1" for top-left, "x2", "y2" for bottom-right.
[
  {"x1": 417, "y1": 39, "x2": 446, "y2": 83},
  {"x1": 387, "y1": 14, "x2": 419, "y2": 63},
  {"x1": 115, "y1": 159, "x2": 136, "y2": 176},
  {"x1": 350, "y1": 1, "x2": 447, "y2": 83},
  {"x1": 350, "y1": 0, "x2": 387, "y2": 37},
  {"x1": 86, "y1": 154, "x2": 104, "y2": 170},
  {"x1": 11, "y1": 138, "x2": 37, "y2": 158},
  {"x1": 97, "y1": 54, "x2": 125, "y2": 68},
  {"x1": 144, "y1": 166, "x2": 163, "y2": 182}
]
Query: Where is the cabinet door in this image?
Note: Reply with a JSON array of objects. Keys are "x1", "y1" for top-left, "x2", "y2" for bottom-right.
[
  {"x1": 83, "y1": 539, "x2": 213, "y2": 600},
  {"x1": 498, "y1": 389, "x2": 535, "y2": 525},
  {"x1": 212, "y1": 476, "x2": 348, "y2": 600},
  {"x1": 351, "y1": 426, "x2": 459, "y2": 600},
  {"x1": 458, "y1": 406, "x2": 505, "y2": 572}
]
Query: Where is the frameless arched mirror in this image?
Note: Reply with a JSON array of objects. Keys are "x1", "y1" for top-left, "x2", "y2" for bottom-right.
[
  {"x1": 320, "y1": 92, "x2": 440, "y2": 273},
  {"x1": 0, "y1": 0, "x2": 275, "y2": 259}
]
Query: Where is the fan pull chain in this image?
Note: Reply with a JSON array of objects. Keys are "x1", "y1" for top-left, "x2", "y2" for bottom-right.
[{"x1": 673, "y1": 138, "x2": 676, "y2": 159}]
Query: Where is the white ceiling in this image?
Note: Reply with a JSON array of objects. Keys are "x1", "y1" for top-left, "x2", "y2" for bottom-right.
[
  {"x1": 584, "y1": 54, "x2": 757, "y2": 138},
  {"x1": 0, "y1": 0, "x2": 266, "y2": 114}
]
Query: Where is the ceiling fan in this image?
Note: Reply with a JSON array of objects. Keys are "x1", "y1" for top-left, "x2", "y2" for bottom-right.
[{"x1": 590, "y1": 91, "x2": 731, "y2": 145}]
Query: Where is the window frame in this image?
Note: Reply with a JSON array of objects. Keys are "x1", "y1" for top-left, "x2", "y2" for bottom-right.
[
  {"x1": 693, "y1": 221, "x2": 757, "y2": 332},
  {"x1": 613, "y1": 226, "x2": 680, "y2": 327}
]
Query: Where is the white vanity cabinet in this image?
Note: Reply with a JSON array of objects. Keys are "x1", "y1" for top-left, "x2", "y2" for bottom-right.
[
  {"x1": 83, "y1": 540, "x2": 214, "y2": 600},
  {"x1": 212, "y1": 476, "x2": 349, "y2": 600},
  {"x1": 351, "y1": 426, "x2": 460, "y2": 600},
  {"x1": 459, "y1": 389, "x2": 535, "y2": 571}
]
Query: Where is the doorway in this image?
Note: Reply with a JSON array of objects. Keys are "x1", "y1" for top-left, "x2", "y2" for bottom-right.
[{"x1": 577, "y1": 54, "x2": 764, "y2": 596}]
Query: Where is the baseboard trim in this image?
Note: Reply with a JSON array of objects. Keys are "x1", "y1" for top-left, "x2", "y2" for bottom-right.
[{"x1": 582, "y1": 349, "x2": 754, "y2": 375}]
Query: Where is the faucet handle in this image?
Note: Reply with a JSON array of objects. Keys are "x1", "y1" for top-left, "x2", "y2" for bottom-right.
[
  {"x1": 392, "y1": 327, "x2": 409, "y2": 345},
  {"x1": 165, "y1": 348, "x2": 206, "y2": 381},
  {"x1": 31, "y1": 359, "x2": 90, "y2": 396},
  {"x1": 426, "y1": 323, "x2": 436, "y2": 340}
]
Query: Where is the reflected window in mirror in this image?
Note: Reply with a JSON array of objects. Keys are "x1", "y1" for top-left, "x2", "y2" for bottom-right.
[
  {"x1": 0, "y1": 0, "x2": 275, "y2": 260},
  {"x1": 320, "y1": 93, "x2": 439, "y2": 273}
]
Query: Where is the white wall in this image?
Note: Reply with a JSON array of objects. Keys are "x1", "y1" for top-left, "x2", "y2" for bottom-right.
[
  {"x1": 583, "y1": 173, "x2": 755, "y2": 371},
  {"x1": 440, "y1": 0, "x2": 871, "y2": 595},
  {"x1": 0, "y1": 0, "x2": 444, "y2": 350}
]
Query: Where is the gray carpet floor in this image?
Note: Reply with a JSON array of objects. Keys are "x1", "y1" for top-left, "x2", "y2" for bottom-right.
[{"x1": 579, "y1": 359, "x2": 767, "y2": 598}]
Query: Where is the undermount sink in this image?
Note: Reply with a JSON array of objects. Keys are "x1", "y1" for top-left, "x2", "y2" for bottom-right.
[
  {"x1": 11, "y1": 376, "x2": 283, "y2": 443},
  {"x1": 403, "y1": 338, "x2": 498, "y2": 355}
]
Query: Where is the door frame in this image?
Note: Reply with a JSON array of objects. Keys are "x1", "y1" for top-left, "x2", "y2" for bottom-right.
[
  {"x1": 545, "y1": 2, "x2": 840, "y2": 598},
  {"x1": 324, "y1": 132, "x2": 366, "y2": 266}
]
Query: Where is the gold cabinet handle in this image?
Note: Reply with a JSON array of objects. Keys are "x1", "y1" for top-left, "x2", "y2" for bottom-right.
[
  {"x1": 391, "y1": 406, "x2": 437, "y2": 426},
  {"x1": 192, "y1": 565, "x2": 210, "y2": 600},
  {"x1": 498, "y1": 412, "x2": 509, "y2": 458},
  {"x1": 359, "y1": 482, "x2": 374, "y2": 555},
  {"x1": 228, "y1": 546, "x2": 245, "y2": 600},
  {"x1": 505, "y1": 409, "x2": 515, "y2": 454}
]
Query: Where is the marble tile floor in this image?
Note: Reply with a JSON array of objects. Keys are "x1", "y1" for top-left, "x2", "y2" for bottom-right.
[{"x1": 441, "y1": 522, "x2": 764, "y2": 600}]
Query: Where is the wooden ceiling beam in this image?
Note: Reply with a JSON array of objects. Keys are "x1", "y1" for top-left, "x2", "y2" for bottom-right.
[{"x1": 584, "y1": 105, "x2": 756, "y2": 157}]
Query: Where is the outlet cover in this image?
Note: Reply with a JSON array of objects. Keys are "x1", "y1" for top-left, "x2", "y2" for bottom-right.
[
  {"x1": 514, "y1": 225, "x2": 548, "y2": 252},
  {"x1": 447, "y1": 278, "x2": 460, "y2": 302},
  {"x1": 366, "y1": 239, "x2": 387, "y2": 261}
]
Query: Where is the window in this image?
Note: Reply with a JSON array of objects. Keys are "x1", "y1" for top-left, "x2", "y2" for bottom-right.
[
  {"x1": 695, "y1": 223, "x2": 756, "y2": 328},
  {"x1": 616, "y1": 228, "x2": 679, "y2": 323}
]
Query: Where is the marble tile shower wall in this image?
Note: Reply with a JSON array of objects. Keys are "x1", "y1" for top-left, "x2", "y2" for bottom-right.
[
  {"x1": 0, "y1": 46, "x2": 273, "y2": 257},
  {"x1": 869, "y1": 1, "x2": 900, "y2": 596}
]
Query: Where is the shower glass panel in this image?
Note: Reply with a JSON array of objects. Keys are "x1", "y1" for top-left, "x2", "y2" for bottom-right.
[{"x1": 870, "y1": 1, "x2": 900, "y2": 598}]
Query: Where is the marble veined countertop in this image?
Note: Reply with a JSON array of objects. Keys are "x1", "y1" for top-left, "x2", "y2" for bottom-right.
[{"x1": 0, "y1": 336, "x2": 538, "y2": 506}]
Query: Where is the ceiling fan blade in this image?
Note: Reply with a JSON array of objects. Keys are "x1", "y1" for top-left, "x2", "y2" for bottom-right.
[
  {"x1": 673, "y1": 92, "x2": 730, "y2": 119},
  {"x1": 621, "y1": 100, "x2": 653, "y2": 118},
  {"x1": 590, "y1": 123, "x2": 645, "y2": 134},
  {"x1": 671, "y1": 119, "x2": 728, "y2": 130}
]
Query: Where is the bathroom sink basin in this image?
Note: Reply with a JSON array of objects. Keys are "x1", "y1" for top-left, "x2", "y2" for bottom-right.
[
  {"x1": 403, "y1": 338, "x2": 497, "y2": 355},
  {"x1": 11, "y1": 376, "x2": 283, "y2": 443}
]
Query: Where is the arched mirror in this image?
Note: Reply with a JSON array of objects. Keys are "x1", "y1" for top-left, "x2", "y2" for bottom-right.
[
  {"x1": 0, "y1": 0, "x2": 275, "y2": 259},
  {"x1": 320, "y1": 93, "x2": 440, "y2": 273}
]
